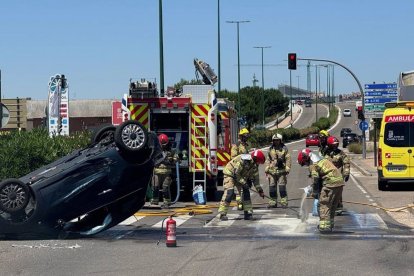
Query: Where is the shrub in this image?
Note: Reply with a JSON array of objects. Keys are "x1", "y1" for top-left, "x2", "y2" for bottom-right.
[
  {"x1": 347, "y1": 143, "x2": 362, "y2": 154},
  {"x1": 0, "y1": 128, "x2": 91, "y2": 180}
]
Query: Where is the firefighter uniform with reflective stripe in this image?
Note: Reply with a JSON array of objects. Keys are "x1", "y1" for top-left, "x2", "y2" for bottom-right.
[
  {"x1": 151, "y1": 149, "x2": 179, "y2": 206},
  {"x1": 231, "y1": 142, "x2": 249, "y2": 159},
  {"x1": 265, "y1": 144, "x2": 291, "y2": 207},
  {"x1": 309, "y1": 158, "x2": 345, "y2": 231},
  {"x1": 230, "y1": 141, "x2": 250, "y2": 210},
  {"x1": 324, "y1": 148, "x2": 350, "y2": 214},
  {"x1": 218, "y1": 155, "x2": 263, "y2": 216}
]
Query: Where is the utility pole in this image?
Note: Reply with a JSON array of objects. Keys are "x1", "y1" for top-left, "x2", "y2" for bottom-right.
[
  {"x1": 227, "y1": 20, "x2": 250, "y2": 117},
  {"x1": 217, "y1": 0, "x2": 221, "y2": 93},
  {"x1": 254, "y1": 46, "x2": 271, "y2": 126},
  {"x1": 0, "y1": 69, "x2": 2, "y2": 129},
  {"x1": 159, "y1": 0, "x2": 164, "y2": 96}
]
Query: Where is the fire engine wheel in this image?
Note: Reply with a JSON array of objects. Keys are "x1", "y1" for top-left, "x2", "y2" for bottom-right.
[
  {"x1": 92, "y1": 125, "x2": 116, "y2": 144},
  {"x1": 0, "y1": 179, "x2": 31, "y2": 214},
  {"x1": 115, "y1": 120, "x2": 148, "y2": 154}
]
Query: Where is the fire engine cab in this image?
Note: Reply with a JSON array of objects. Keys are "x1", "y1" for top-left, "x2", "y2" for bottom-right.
[{"x1": 121, "y1": 59, "x2": 238, "y2": 200}]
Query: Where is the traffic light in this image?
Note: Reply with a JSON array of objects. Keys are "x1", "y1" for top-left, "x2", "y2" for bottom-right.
[
  {"x1": 357, "y1": 106, "x2": 365, "y2": 120},
  {"x1": 288, "y1": 53, "x2": 297, "y2": 70}
]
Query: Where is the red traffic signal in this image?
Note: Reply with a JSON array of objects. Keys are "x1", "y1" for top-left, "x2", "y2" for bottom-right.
[{"x1": 288, "y1": 53, "x2": 297, "y2": 70}]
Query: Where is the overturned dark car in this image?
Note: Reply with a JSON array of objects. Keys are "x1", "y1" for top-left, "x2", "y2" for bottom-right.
[{"x1": 0, "y1": 120, "x2": 163, "y2": 239}]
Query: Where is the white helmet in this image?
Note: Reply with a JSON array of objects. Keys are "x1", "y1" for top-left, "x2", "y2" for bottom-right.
[{"x1": 272, "y1": 133, "x2": 283, "y2": 141}]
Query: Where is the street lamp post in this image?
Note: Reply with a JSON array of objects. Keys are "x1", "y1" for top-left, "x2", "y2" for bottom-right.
[
  {"x1": 217, "y1": 0, "x2": 221, "y2": 93},
  {"x1": 159, "y1": 0, "x2": 164, "y2": 97},
  {"x1": 226, "y1": 20, "x2": 250, "y2": 117},
  {"x1": 254, "y1": 46, "x2": 271, "y2": 126}
]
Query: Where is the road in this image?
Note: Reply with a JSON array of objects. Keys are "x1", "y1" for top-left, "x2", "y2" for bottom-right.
[
  {"x1": 292, "y1": 103, "x2": 329, "y2": 130},
  {"x1": 1, "y1": 102, "x2": 414, "y2": 276}
]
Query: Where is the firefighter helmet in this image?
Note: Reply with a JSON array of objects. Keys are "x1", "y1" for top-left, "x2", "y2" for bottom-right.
[
  {"x1": 272, "y1": 133, "x2": 283, "y2": 141},
  {"x1": 158, "y1": 133, "x2": 169, "y2": 146},
  {"x1": 297, "y1": 148, "x2": 312, "y2": 166},
  {"x1": 327, "y1": 136, "x2": 340, "y2": 146},
  {"x1": 319, "y1": 130, "x2": 330, "y2": 137},
  {"x1": 251, "y1": 149, "x2": 266, "y2": 164},
  {"x1": 239, "y1": 128, "x2": 250, "y2": 136}
]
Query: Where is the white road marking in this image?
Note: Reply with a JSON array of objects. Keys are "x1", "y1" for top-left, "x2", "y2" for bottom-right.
[
  {"x1": 352, "y1": 213, "x2": 388, "y2": 229},
  {"x1": 204, "y1": 214, "x2": 239, "y2": 227},
  {"x1": 119, "y1": 216, "x2": 145, "y2": 225},
  {"x1": 152, "y1": 215, "x2": 192, "y2": 228}
]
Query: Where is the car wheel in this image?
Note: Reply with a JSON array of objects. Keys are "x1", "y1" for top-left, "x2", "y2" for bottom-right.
[
  {"x1": 0, "y1": 179, "x2": 30, "y2": 214},
  {"x1": 115, "y1": 120, "x2": 148, "y2": 153},
  {"x1": 306, "y1": 145, "x2": 309, "y2": 147},
  {"x1": 92, "y1": 125, "x2": 116, "y2": 144},
  {"x1": 378, "y1": 180, "x2": 388, "y2": 191}
]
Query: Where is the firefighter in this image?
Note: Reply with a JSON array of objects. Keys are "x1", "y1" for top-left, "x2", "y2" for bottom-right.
[
  {"x1": 264, "y1": 133, "x2": 291, "y2": 208},
  {"x1": 324, "y1": 136, "x2": 350, "y2": 215},
  {"x1": 231, "y1": 128, "x2": 250, "y2": 210},
  {"x1": 318, "y1": 129, "x2": 330, "y2": 156},
  {"x1": 218, "y1": 150, "x2": 266, "y2": 221},
  {"x1": 151, "y1": 133, "x2": 179, "y2": 208},
  {"x1": 297, "y1": 148, "x2": 344, "y2": 233}
]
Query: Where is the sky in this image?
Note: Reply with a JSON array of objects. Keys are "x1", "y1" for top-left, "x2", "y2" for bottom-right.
[{"x1": 0, "y1": 0, "x2": 413, "y2": 100}]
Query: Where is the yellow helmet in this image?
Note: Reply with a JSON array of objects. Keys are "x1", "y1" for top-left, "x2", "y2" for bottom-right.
[
  {"x1": 319, "y1": 130, "x2": 329, "y2": 137},
  {"x1": 239, "y1": 128, "x2": 250, "y2": 136}
]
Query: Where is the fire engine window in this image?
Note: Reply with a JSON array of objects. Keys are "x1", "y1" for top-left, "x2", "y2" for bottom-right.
[{"x1": 151, "y1": 113, "x2": 189, "y2": 131}]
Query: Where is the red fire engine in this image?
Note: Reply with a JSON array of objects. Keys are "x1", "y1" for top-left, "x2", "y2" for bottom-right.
[{"x1": 120, "y1": 59, "x2": 238, "y2": 200}]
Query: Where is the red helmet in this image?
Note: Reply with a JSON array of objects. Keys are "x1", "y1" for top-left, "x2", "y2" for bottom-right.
[
  {"x1": 297, "y1": 148, "x2": 312, "y2": 166},
  {"x1": 327, "y1": 136, "x2": 339, "y2": 146},
  {"x1": 251, "y1": 149, "x2": 266, "y2": 164},
  {"x1": 158, "y1": 133, "x2": 169, "y2": 146}
]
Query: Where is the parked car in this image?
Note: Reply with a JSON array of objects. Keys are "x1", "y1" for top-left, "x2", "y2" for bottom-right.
[
  {"x1": 0, "y1": 120, "x2": 164, "y2": 239},
  {"x1": 305, "y1": 100, "x2": 312, "y2": 107},
  {"x1": 343, "y1": 109, "x2": 352, "y2": 117},
  {"x1": 306, "y1": 134, "x2": 320, "y2": 147},
  {"x1": 340, "y1": 128, "x2": 352, "y2": 137},
  {"x1": 342, "y1": 133, "x2": 360, "y2": 148}
]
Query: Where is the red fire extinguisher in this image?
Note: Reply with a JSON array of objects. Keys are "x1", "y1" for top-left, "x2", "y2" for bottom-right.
[{"x1": 166, "y1": 215, "x2": 177, "y2": 247}]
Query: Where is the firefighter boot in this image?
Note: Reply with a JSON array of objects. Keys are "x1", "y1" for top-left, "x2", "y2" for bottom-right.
[
  {"x1": 150, "y1": 188, "x2": 160, "y2": 205},
  {"x1": 161, "y1": 199, "x2": 171, "y2": 209},
  {"x1": 335, "y1": 202, "x2": 343, "y2": 216},
  {"x1": 219, "y1": 213, "x2": 228, "y2": 221},
  {"x1": 280, "y1": 197, "x2": 288, "y2": 208},
  {"x1": 236, "y1": 195, "x2": 243, "y2": 210},
  {"x1": 318, "y1": 220, "x2": 333, "y2": 233},
  {"x1": 244, "y1": 211, "x2": 253, "y2": 220},
  {"x1": 268, "y1": 185, "x2": 278, "y2": 208}
]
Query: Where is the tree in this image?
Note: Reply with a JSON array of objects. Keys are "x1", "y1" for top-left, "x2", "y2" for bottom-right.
[{"x1": 173, "y1": 78, "x2": 203, "y2": 90}]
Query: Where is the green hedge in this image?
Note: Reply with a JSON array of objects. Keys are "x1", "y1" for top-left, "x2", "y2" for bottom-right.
[
  {"x1": 250, "y1": 105, "x2": 339, "y2": 148},
  {"x1": 0, "y1": 128, "x2": 91, "y2": 180}
]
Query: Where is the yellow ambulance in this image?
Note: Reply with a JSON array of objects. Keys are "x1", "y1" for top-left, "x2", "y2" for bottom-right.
[{"x1": 378, "y1": 102, "x2": 414, "y2": 190}]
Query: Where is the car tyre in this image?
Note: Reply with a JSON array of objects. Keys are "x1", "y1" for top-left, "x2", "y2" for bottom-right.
[
  {"x1": 92, "y1": 125, "x2": 116, "y2": 144},
  {"x1": 115, "y1": 120, "x2": 148, "y2": 154},
  {"x1": 0, "y1": 179, "x2": 31, "y2": 214},
  {"x1": 378, "y1": 180, "x2": 388, "y2": 191}
]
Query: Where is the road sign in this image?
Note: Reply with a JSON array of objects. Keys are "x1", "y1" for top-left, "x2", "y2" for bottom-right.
[
  {"x1": 359, "y1": 120, "x2": 369, "y2": 131},
  {"x1": 365, "y1": 98, "x2": 397, "y2": 104},
  {"x1": 364, "y1": 83, "x2": 398, "y2": 119},
  {"x1": 0, "y1": 103, "x2": 10, "y2": 128},
  {"x1": 364, "y1": 83, "x2": 397, "y2": 90}
]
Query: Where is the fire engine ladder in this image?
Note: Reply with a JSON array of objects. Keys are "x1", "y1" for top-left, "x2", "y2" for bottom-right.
[{"x1": 192, "y1": 115, "x2": 207, "y2": 192}]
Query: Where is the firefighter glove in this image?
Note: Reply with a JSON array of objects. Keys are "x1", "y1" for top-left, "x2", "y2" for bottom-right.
[
  {"x1": 257, "y1": 188, "x2": 265, "y2": 199},
  {"x1": 344, "y1": 175, "x2": 349, "y2": 182}
]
